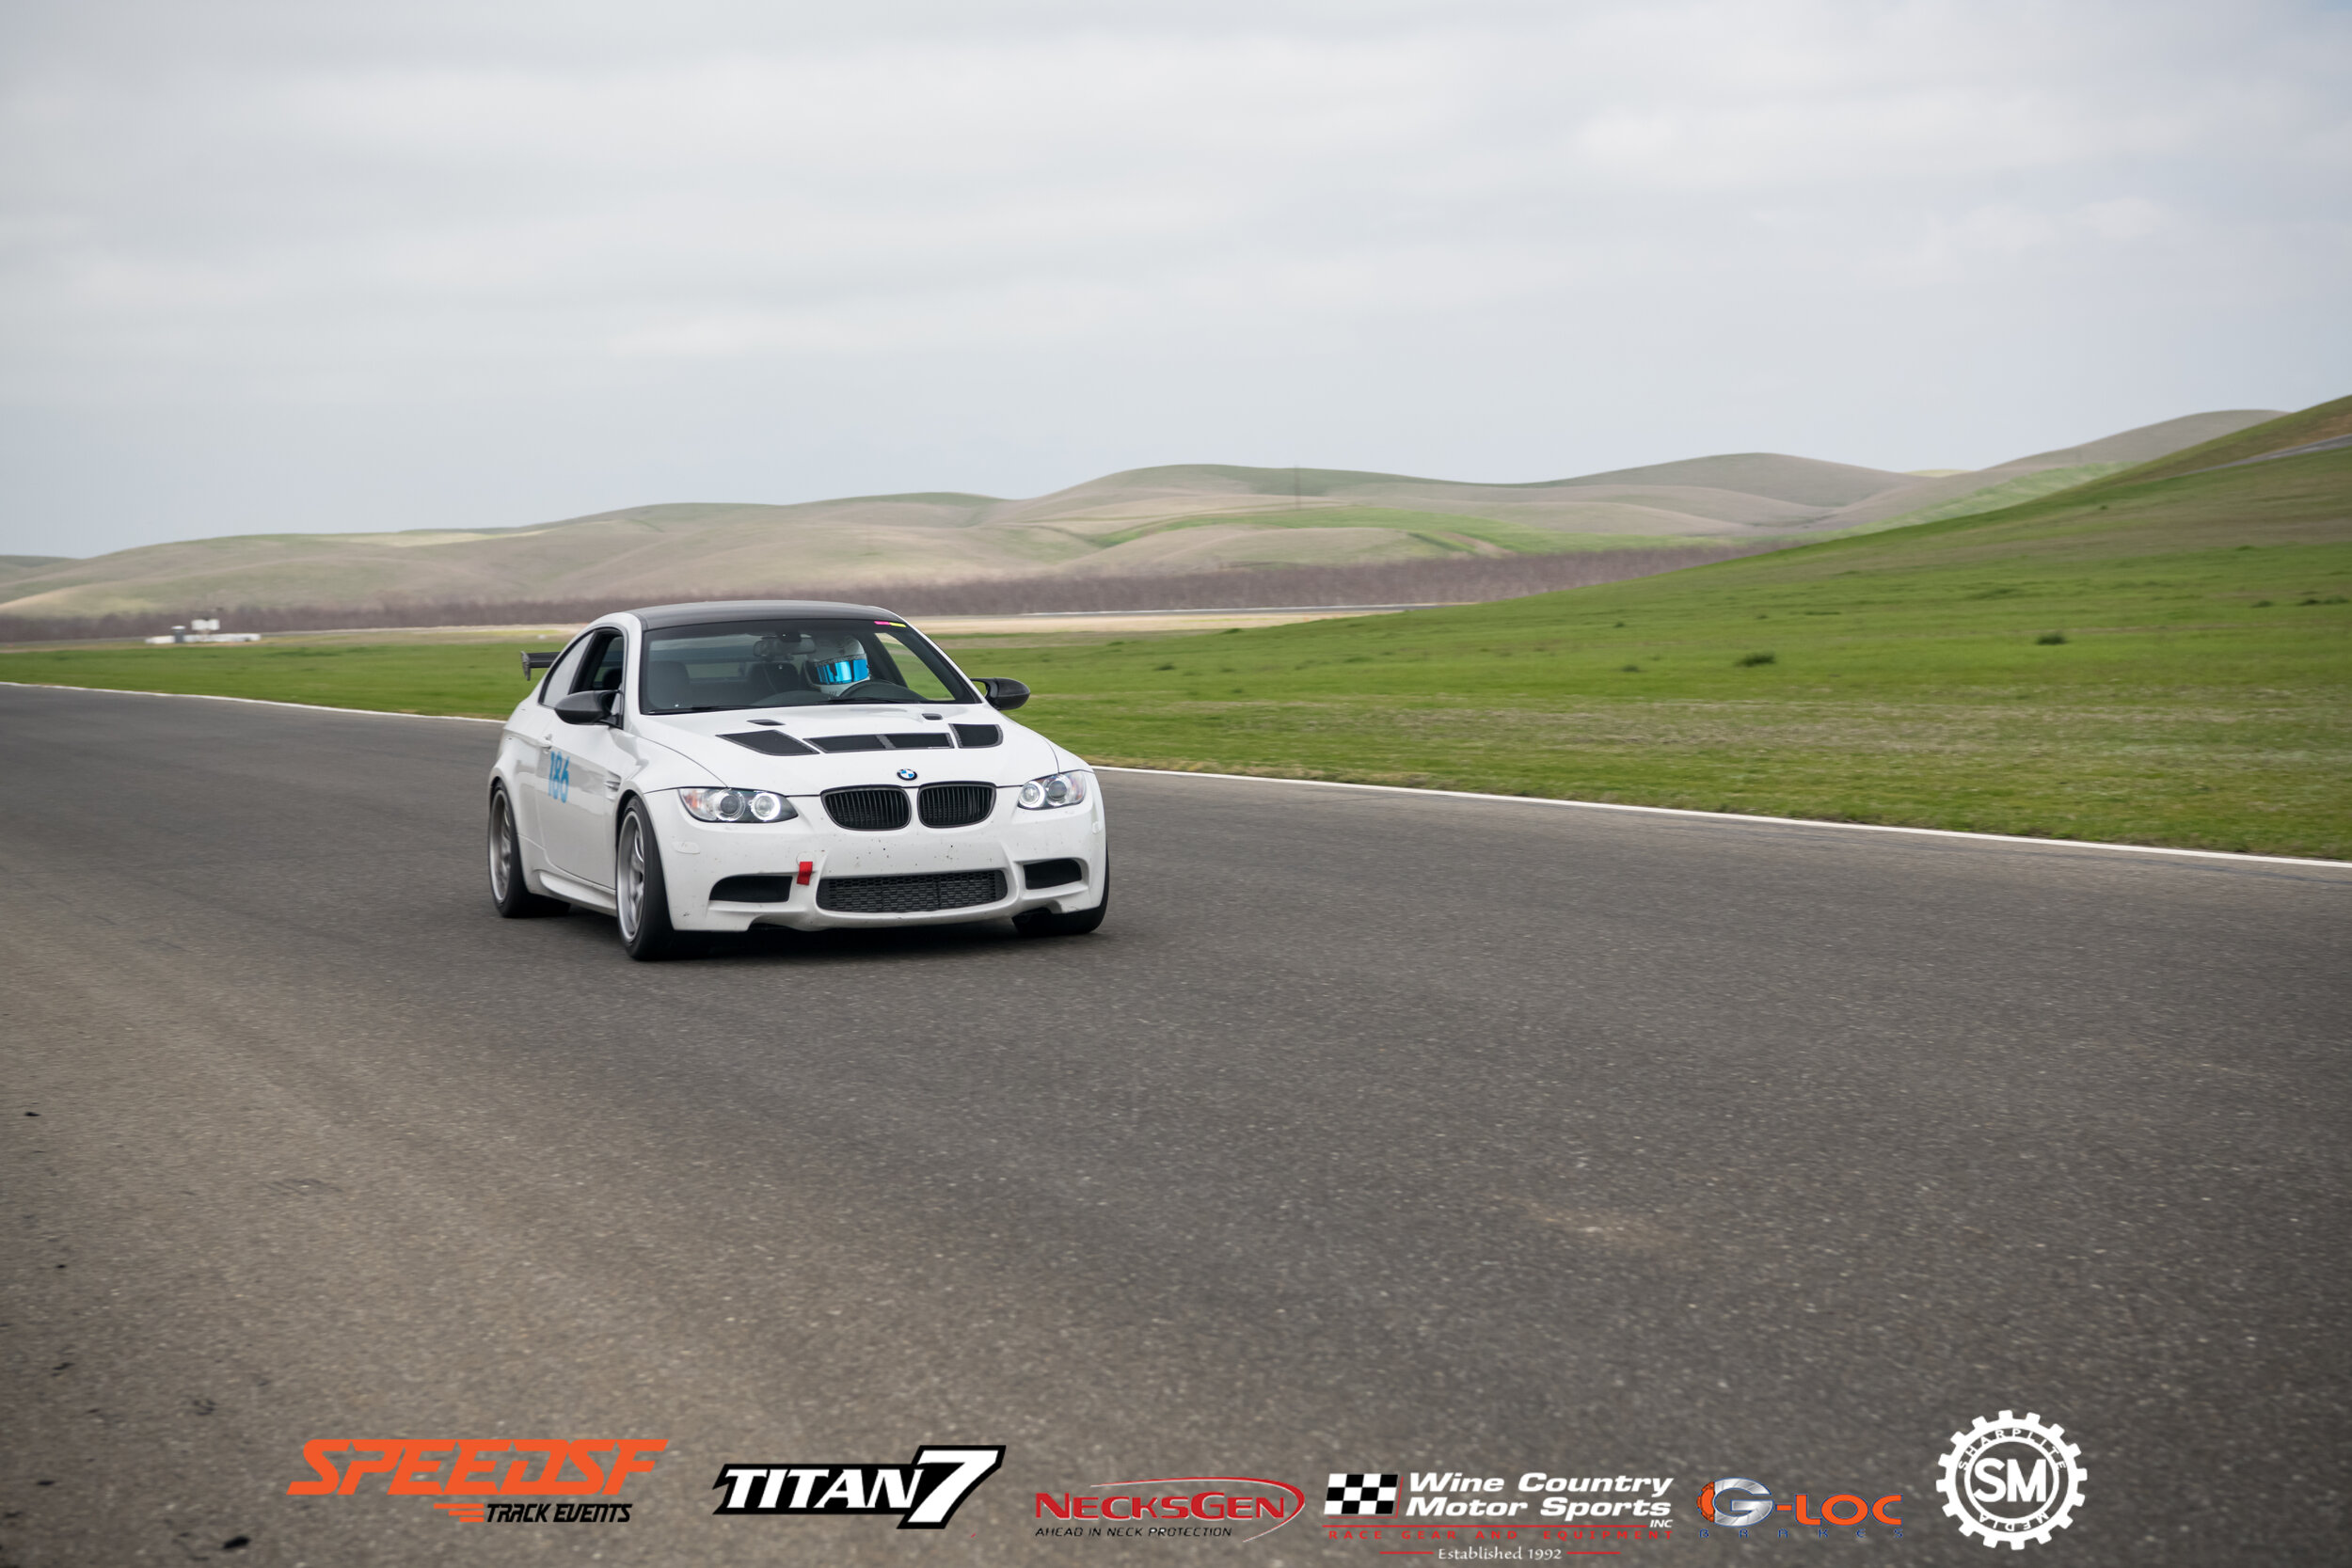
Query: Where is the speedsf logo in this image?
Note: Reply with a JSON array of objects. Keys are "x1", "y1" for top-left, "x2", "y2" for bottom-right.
[
  {"x1": 289, "y1": 1439, "x2": 665, "y2": 1524},
  {"x1": 711, "y1": 1446, "x2": 1003, "y2": 1529}
]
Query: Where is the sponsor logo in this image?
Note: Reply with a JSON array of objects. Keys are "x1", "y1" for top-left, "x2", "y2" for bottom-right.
[
  {"x1": 711, "y1": 1446, "x2": 1003, "y2": 1529},
  {"x1": 1936, "y1": 1411, "x2": 2086, "y2": 1549},
  {"x1": 1692, "y1": 1476, "x2": 1903, "y2": 1540},
  {"x1": 1327, "y1": 1474, "x2": 1399, "y2": 1516},
  {"x1": 1032, "y1": 1475, "x2": 1305, "y2": 1543},
  {"x1": 1322, "y1": 1471, "x2": 1673, "y2": 1552},
  {"x1": 288, "y1": 1439, "x2": 665, "y2": 1524}
]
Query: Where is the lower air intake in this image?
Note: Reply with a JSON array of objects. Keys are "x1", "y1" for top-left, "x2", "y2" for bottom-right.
[
  {"x1": 817, "y1": 869, "x2": 1007, "y2": 914},
  {"x1": 822, "y1": 787, "x2": 913, "y2": 832}
]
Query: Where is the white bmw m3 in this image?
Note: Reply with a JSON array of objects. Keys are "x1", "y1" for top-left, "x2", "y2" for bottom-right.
[{"x1": 485, "y1": 600, "x2": 1108, "y2": 959}]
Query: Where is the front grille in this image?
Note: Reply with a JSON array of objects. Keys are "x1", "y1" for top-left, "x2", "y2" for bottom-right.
[
  {"x1": 917, "y1": 783, "x2": 996, "y2": 829},
  {"x1": 1022, "y1": 858, "x2": 1084, "y2": 891},
  {"x1": 723, "y1": 730, "x2": 817, "y2": 756},
  {"x1": 817, "y1": 869, "x2": 1007, "y2": 914},
  {"x1": 821, "y1": 787, "x2": 912, "y2": 832},
  {"x1": 711, "y1": 874, "x2": 796, "y2": 903},
  {"x1": 952, "y1": 724, "x2": 1002, "y2": 748}
]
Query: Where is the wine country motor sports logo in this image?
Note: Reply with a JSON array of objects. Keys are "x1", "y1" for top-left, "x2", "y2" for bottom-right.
[
  {"x1": 1693, "y1": 1477, "x2": 1903, "y2": 1540},
  {"x1": 1032, "y1": 1475, "x2": 1307, "y2": 1543},
  {"x1": 288, "y1": 1439, "x2": 667, "y2": 1523},
  {"x1": 1936, "y1": 1412, "x2": 2087, "y2": 1548},
  {"x1": 1322, "y1": 1471, "x2": 1675, "y2": 1552},
  {"x1": 710, "y1": 1447, "x2": 1004, "y2": 1528}
]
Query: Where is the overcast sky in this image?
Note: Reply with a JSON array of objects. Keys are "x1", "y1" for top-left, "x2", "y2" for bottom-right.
[{"x1": 2, "y1": 0, "x2": 2346, "y2": 558}]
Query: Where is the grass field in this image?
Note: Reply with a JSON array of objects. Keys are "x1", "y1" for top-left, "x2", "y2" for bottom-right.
[{"x1": 7, "y1": 444, "x2": 2347, "y2": 859}]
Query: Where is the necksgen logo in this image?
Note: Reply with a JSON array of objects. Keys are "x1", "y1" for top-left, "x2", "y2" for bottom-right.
[
  {"x1": 1034, "y1": 1476, "x2": 1307, "y2": 1544},
  {"x1": 289, "y1": 1439, "x2": 667, "y2": 1525},
  {"x1": 711, "y1": 1446, "x2": 1005, "y2": 1529}
]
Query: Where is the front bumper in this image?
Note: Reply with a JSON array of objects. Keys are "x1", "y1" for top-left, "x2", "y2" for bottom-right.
[{"x1": 641, "y1": 785, "x2": 1107, "y2": 932}]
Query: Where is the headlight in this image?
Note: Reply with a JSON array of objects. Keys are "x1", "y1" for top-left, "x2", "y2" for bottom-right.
[
  {"x1": 678, "y1": 786, "x2": 796, "y2": 823},
  {"x1": 1016, "y1": 771, "x2": 1090, "y2": 810}
]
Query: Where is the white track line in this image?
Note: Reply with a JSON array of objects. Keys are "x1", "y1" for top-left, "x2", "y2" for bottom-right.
[
  {"x1": 8, "y1": 681, "x2": 2343, "y2": 870},
  {"x1": 1093, "y1": 767, "x2": 2352, "y2": 870},
  {"x1": 0, "y1": 680, "x2": 503, "y2": 723}
]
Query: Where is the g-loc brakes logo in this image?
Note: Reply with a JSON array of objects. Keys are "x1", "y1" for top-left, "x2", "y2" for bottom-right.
[
  {"x1": 1695, "y1": 1478, "x2": 1902, "y2": 1534},
  {"x1": 289, "y1": 1439, "x2": 666, "y2": 1524},
  {"x1": 1936, "y1": 1411, "x2": 2086, "y2": 1548},
  {"x1": 711, "y1": 1446, "x2": 1004, "y2": 1529}
]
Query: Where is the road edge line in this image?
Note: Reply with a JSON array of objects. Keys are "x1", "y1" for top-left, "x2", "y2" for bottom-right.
[
  {"x1": 0, "y1": 680, "x2": 504, "y2": 724},
  {"x1": 1092, "y1": 766, "x2": 2352, "y2": 870}
]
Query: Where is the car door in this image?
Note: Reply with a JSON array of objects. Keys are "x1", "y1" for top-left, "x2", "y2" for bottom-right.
[
  {"x1": 510, "y1": 632, "x2": 594, "y2": 853},
  {"x1": 545, "y1": 628, "x2": 633, "y2": 886}
]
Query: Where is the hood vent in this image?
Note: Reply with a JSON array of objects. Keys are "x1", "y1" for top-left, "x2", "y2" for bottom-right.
[
  {"x1": 809, "y1": 732, "x2": 953, "y2": 753},
  {"x1": 952, "y1": 724, "x2": 1002, "y2": 748},
  {"x1": 723, "y1": 730, "x2": 818, "y2": 756}
]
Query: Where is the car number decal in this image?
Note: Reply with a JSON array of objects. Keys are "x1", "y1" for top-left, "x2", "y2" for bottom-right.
[{"x1": 548, "y1": 749, "x2": 572, "y2": 802}]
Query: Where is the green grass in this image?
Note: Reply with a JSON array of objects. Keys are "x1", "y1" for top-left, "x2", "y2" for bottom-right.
[
  {"x1": 1846, "y1": 462, "x2": 2133, "y2": 534},
  {"x1": 7, "y1": 445, "x2": 2347, "y2": 859}
]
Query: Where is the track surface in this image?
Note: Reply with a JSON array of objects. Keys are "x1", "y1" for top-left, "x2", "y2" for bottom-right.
[{"x1": 3, "y1": 685, "x2": 2345, "y2": 1566}]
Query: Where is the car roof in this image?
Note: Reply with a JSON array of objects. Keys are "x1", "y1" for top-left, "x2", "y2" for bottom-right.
[{"x1": 624, "y1": 599, "x2": 907, "y2": 629}]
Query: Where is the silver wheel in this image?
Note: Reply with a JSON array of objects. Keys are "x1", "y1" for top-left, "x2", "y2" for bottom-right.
[
  {"x1": 616, "y1": 811, "x2": 646, "y2": 942},
  {"x1": 488, "y1": 791, "x2": 515, "y2": 903}
]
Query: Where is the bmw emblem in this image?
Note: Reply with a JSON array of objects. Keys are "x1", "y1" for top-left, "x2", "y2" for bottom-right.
[{"x1": 897, "y1": 768, "x2": 918, "y2": 782}]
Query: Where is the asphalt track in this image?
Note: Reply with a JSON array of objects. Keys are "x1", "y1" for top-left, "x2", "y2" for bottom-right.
[{"x1": 2, "y1": 683, "x2": 2345, "y2": 1567}]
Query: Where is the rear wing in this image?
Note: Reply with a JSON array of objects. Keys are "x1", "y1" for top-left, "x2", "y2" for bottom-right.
[{"x1": 522, "y1": 650, "x2": 560, "y2": 681}]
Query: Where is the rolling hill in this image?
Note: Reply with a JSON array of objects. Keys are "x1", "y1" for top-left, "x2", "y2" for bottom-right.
[{"x1": 0, "y1": 408, "x2": 2281, "y2": 623}]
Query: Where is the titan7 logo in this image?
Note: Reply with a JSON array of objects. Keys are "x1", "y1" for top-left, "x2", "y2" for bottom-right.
[{"x1": 711, "y1": 1446, "x2": 1005, "y2": 1528}]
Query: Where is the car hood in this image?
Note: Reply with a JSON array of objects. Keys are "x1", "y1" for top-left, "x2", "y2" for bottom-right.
[{"x1": 629, "y1": 705, "x2": 1073, "y2": 793}]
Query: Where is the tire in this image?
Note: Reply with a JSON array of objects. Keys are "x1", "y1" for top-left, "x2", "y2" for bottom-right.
[
  {"x1": 488, "y1": 784, "x2": 567, "y2": 918},
  {"x1": 614, "y1": 799, "x2": 685, "y2": 960},
  {"x1": 1012, "y1": 864, "x2": 1108, "y2": 938}
]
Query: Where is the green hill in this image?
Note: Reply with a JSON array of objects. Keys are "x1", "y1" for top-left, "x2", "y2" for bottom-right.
[
  {"x1": 0, "y1": 412, "x2": 2274, "y2": 624},
  {"x1": 984, "y1": 413, "x2": 2352, "y2": 858}
]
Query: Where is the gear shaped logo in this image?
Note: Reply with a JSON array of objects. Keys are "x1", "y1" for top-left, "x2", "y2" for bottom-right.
[{"x1": 1937, "y1": 1411, "x2": 2086, "y2": 1548}]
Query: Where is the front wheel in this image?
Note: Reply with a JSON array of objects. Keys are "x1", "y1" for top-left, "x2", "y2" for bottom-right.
[
  {"x1": 1012, "y1": 865, "x2": 1108, "y2": 938},
  {"x1": 488, "y1": 784, "x2": 566, "y2": 918},
  {"x1": 615, "y1": 800, "x2": 685, "y2": 960}
]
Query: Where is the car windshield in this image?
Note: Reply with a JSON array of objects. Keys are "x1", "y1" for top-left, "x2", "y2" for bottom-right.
[{"x1": 641, "y1": 618, "x2": 977, "y2": 713}]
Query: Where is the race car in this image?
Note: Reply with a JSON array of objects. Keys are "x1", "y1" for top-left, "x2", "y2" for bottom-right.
[{"x1": 485, "y1": 600, "x2": 1108, "y2": 959}]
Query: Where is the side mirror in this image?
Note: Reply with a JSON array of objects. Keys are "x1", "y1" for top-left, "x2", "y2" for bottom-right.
[
  {"x1": 553, "y1": 689, "x2": 619, "y2": 726},
  {"x1": 977, "y1": 676, "x2": 1030, "y2": 712}
]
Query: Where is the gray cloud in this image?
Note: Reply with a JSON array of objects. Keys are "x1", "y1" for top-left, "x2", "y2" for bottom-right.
[{"x1": 2, "y1": 0, "x2": 2345, "y2": 555}]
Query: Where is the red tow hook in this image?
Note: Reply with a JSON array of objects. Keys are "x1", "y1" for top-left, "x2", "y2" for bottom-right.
[{"x1": 796, "y1": 861, "x2": 814, "y2": 886}]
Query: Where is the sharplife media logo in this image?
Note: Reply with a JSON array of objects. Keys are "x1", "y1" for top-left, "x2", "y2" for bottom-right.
[
  {"x1": 1936, "y1": 1412, "x2": 2087, "y2": 1548},
  {"x1": 288, "y1": 1439, "x2": 666, "y2": 1524},
  {"x1": 711, "y1": 1446, "x2": 1004, "y2": 1529}
]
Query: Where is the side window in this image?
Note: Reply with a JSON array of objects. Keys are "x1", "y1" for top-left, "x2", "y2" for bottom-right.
[
  {"x1": 872, "y1": 631, "x2": 956, "y2": 702},
  {"x1": 537, "y1": 633, "x2": 595, "y2": 705},
  {"x1": 578, "y1": 632, "x2": 627, "y2": 695}
]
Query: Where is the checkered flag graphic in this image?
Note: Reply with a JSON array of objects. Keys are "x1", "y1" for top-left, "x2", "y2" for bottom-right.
[{"x1": 1326, "y1": 1473, "x2": 1400, "y2": 1516}]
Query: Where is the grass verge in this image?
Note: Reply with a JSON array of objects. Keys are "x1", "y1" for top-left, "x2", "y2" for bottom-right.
[{"x1": 5, "y1": 447, "x2": 2346, "y2": 859}]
